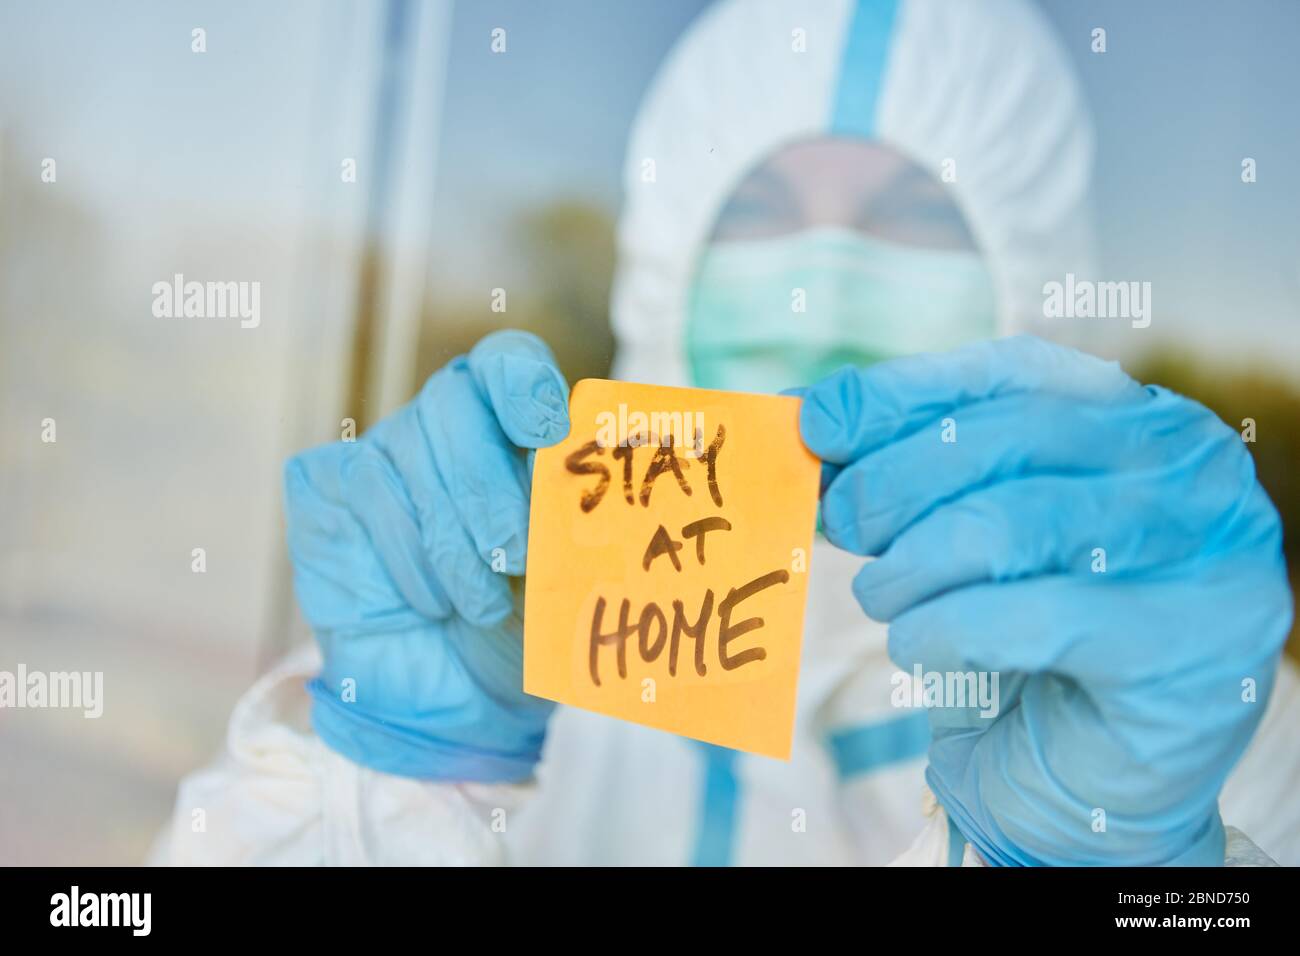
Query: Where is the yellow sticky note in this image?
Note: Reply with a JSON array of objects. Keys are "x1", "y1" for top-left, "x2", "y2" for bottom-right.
[{"x1": 523, "y1": 379, "x2": 820, "y2": 758}]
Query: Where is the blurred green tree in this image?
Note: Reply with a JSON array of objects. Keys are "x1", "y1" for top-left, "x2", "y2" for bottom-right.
[
  {"x1": 1132, "y1": 351, "x2": 1299, "y2": 657},
  {"x1": 415, "y1": 199, "x2": 617, "y2": 387}
]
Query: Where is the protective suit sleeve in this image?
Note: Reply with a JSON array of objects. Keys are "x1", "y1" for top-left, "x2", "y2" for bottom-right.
[
  {"x1": 888, "y1": 789, "x2": 1278, "y2": 867},
  {"x1": 151, "y1": 645, "x2": 530, "y2": 866}
]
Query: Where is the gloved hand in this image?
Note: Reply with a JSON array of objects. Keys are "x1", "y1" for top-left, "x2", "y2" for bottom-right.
[
  {"x1": 284, "y1": 330, "x2": 569, "y2": 783},
  {"x1": 801, "y1": 336, "x2": 1293, "y2": 866}
]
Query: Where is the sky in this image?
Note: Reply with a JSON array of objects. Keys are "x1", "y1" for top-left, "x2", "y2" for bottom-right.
[
  {"x1": 1040, "y1": 0, "x2": 1300, "y2": 358},
  {"x1": 427, "y1": 0, "x2": 708, "y2": 285}
]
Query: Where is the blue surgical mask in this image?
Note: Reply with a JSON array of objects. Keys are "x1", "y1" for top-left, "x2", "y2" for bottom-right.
[{"x1": 685, "y1": 227, "x2": 998, "y2": 392}]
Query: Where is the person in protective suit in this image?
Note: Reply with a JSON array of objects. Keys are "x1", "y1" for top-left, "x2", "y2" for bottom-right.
[{"x1": 156, "y1": 0, "x2": 1298, "y2": 866}]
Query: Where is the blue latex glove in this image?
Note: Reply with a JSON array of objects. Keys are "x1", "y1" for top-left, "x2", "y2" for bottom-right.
[
  {"x1": 284, "y1": 330, "x2": 569, "y2": 783},
  {"x1": 801, "y1": 336, "x2": 1292, "y2": 866}
]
